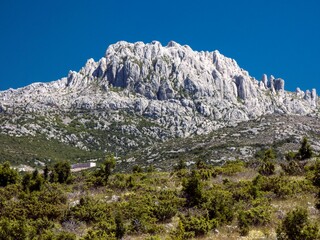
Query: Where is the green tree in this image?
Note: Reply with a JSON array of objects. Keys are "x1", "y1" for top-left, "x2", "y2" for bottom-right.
[
  {"x1": 258, "y1": 148, "x2": 276, "y2": 176},
  {"x1": 43, "y1": 165, "x2": 49, "y2": 181},
  {"x1": 182, "y1": 171, "x2": 203, "y2": 207},
  {"x1": 297, "y1": 137, "x2": 313, "y2": 160},
  {"x1": 115, "y1": 213, "x2": 126, "y2": 239},
  {"x1": 313, "y1": 160, "x2": 320, "y2": 187},
  {"x1": 174, "y1": 159, "x2": 187, "y2": 171},
  {"x1": 98, "y1": 155, "x2": 116, "y2": 185},
  {"x1": 0, "y1": 161, "x2": 19, "y2": 187},
  {"x1": 312, "y1": 160, "x2": 320, "y2": 209},
  {"x1": 50, "y1": 161, "x2": 71, "y2": 184}
]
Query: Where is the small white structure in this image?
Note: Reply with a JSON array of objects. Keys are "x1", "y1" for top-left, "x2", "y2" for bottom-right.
[{"x1": 71, "y1": 162, "x2": 96, "y2": 172}]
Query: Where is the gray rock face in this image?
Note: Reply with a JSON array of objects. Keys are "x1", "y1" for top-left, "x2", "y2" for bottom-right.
[
  {"x1": 274, "y1": 78, "x2": 285, "y2": 91},
  {"x1": 262, "y1": 74, "x2": 268, "y2": 89},
  {"x1": 0, "y1": 40, "x2": 318, "y2": 137},
  {"x1": 268, "y1": 75, "x2": 275, "y2": 92}
]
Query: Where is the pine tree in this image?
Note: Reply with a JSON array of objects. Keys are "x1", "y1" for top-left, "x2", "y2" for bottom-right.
[{"x1": 298, "y1": 137, "x2": 313, "y2": 160}]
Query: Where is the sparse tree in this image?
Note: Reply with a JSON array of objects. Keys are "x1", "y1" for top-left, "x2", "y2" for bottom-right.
[
  {"x1": 182, "y1": 170, "x2": 203, "y2": 207},
  {"x1": 50, "y1": 161, "x2": 71, "y2": 184},
  {"x1": 115, "y1": 213, "x2": 126, "y2": 239},
  {"x1": 297, "y1": 137, "x2": 313, "y2": 160},
  {"x1": 0, "y1": 161, "x2": 19, "y2": 187},
  {"x1": 99, "y1": 154, "x2": 116, "y2": 184},
  {"x1": 174, "y1": 159, "x2": 187, "y2": 171},
  {"x1": 43, "y1": 165, "x2": 49, "y2": 181},
  {"x1": 258, "y1": 148, "x2": 275, "y2": 176}
]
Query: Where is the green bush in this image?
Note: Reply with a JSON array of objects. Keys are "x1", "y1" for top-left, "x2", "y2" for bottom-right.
[
  {"x1": 0, "y1": 161, "x2": 19, "y2": 187},
  {"x1": 180, "y1": 215, "x2": 214, "y2": 237},
  {"x1": 238, "y1": 199, "x2": 271, "y2": 236},
  {"x1": 277, "y1": 208, "x2": 319, "y2": 240},
  {"x1": 94, "y1": 154, "x2": 116, "y2": 185},
  {"x1": 170, "y1": 220, "x2": 194, "y2": 240},
  {"x1": 285, "y1": 151, "x2": 296, "y2": 161},
  {"x1": 182, "y1": 171, "x2": 204, "y2": 207},
  {"x1": 132, "y1": 165, "x2": 143, "y2": 173},
  {"x1": 68, "y1": 196, "x2": 112, "y2": 224},
  {"x1": 312, "y1": 160, "x2": 320, "y2": 187},
  {"x1": 115, "y1": 213, "x2": 126, "y2": 239},
  {"x1": 220, "y1": 160, "x2": 245, "y2": 175},
  {"x1": 258, "y1": 160, "x2": 275, "y2": 176},
  {"x1": 0, "y1": 218, "x2": 36, "y2": 240},
  {"x1": 256, "y1": 175, "x2": 313, "y2": 198},
  {"x1": 22, "y1": 169, "x2": 44, "y2": 192},
  {"x1": 174, "y1": 159, "x2": 187, "y2": 171},
  {"x1": 231, "y1": 180, "x2": 260, "y2": 201},
  {"x1": 297, "y1": 137, "x2": 313, "y2": 160},
  {"x1": 50, "y1": 161, "x2": 72, "y2": 184},
  {"x1": 204, "y1": 189, "x2": 234, "y2": 224}
]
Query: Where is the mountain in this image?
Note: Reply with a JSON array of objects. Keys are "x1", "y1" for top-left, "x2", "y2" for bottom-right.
[{"x1": 0, "y1": 41, "x2": 319, "y2": 169}]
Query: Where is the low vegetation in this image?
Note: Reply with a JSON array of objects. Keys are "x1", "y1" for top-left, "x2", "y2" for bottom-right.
[{"x1": 0, "y1": 138, "x2": 320, "y2": 239}]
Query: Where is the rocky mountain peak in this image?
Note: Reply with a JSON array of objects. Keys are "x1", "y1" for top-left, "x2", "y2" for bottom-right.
[{"x1": 0, "y1": 40, "x2": 319, "y2": 137}]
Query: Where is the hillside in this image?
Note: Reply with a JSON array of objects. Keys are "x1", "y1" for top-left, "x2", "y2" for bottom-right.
[{"x1": 1, "y1": 144, "x2": 320, "y2": 239}]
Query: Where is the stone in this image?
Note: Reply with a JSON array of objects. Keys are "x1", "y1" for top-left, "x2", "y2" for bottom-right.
[
  {"x1": 262, "y1": 74, "x2": 268, "y2": 88},
  {"x1": 274, "y1": 78, "x2": 285, "y2": 91},
  {"x1": 268, "y1": 75, "x2": 275, "y2": 92}
]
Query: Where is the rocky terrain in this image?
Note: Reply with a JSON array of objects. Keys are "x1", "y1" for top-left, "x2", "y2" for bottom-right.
[{"x1": 0, "y1": 40, "x2": 319, "y2": 168}]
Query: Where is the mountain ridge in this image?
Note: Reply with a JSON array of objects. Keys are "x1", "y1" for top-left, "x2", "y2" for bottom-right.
[
  {"x1": 1, "y1": 41, "x2": 318, "y2": 121},
  {"x1": 0, "y1": 41, "x2": 319, "y2": 167}
]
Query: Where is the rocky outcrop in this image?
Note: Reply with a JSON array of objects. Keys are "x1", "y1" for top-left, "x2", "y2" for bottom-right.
[
  {"x1": 0, "y1": 40, "x2": 318, "y2": 137},
  {"x1": 274, "y1": 78, "x2": 285, "y2": 91}
]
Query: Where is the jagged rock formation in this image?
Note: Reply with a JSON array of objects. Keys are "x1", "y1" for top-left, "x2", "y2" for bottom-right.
[{"x1": 0, "y1": 41, "x2": 319, "y2": 139}]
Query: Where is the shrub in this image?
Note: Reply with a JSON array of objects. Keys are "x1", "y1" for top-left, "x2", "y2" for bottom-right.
[
  {"x1": 0, "y1": 161, "x2": 19, "y2": 187},
  {"x1": 56, "y1": 231, "x2": 76, "y2": 240},
  {"x1": 204, "y1": 189, "x2": 234, "y2": 224},
  {"x1": 170, "y1": 220, "x2": 194, "y2": 240},
  {"x1": 196, "y1": 159, "x2": 207, "y2": 169},
  {"x1": 50, "y1": 161, "x2": 72, "y2": 184},
  {"x1": 276, "y1": 208, "x2": 319, "y2": 240},
  {"x1": 22, "y1": 169, "x2": 44, "y2": 192},
  {"x1": 115, "y1": 213, "x2": 126, "y2": 239},
  {"x1": 68, "y1": 196, "x2": 112, "y2": 224},
  {"x1": 297, "y1": 137, "x2": 313, "y2": 160},
  {"x1": 281, "y1": 160, "x2": 305, "y2": 175},
  {"x1": 180, "y1": 215, "x2": 214, "y2": 237},
  {"x1": 198, "y1": 168, "x2": 217, "y2": 180},
  {"x1": 285, "y1": 151, "x2": 296, "y2": 161},
  {"x1": 174, "y1": 159, "x2": 187, "y2": 171},
  {"x1": 182, "y1": 171, "x2": 203, "y2": 207},
  {"x1": 220, "y1": 160, "x2": 245, "y2": 175},
  {"x1": 238, "y1": 199, "x2": 272, "y2": 236},
  {"x1": 102, "y1": 155, "x2": 116, "y2": 178},
  {"x1": 0, "y1": 218, "x2": 36, "y2": 240},
  {"x1": 230, "y1": 180, "x2": 260, "y2": 201},
  {"x1": 258, "y1": 160, "x2": 275, "y2": 176},
  {"x1": 132, "y1": 165, "x2": 143, "y2": 173},
  {"x1": 312, "y1": 160, "x2": 320, "y2": 187}
]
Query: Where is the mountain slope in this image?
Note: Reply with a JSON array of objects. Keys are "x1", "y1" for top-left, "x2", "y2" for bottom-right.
[{"x1": 0, "y1": 41, "x2": 319, "y2": 166}]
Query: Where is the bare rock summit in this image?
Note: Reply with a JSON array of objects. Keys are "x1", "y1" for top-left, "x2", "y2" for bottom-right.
[{"x1": 0, "y1": 40, "x2": 318, "y2": 137}]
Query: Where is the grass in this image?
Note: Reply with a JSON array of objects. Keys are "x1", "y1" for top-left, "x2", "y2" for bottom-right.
[{"x1": 0, "y1": 134, "x2": 104, "y2": 167}]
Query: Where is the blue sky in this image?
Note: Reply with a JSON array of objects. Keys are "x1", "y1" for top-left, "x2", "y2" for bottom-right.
[{"x1": 0, "y1": 0, "x2": 319, "y2": 92}]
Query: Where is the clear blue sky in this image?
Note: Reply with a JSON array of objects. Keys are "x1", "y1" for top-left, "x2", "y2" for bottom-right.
[{"x1": 0, "y1": 0, "x2": 319, "y2": 92}]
